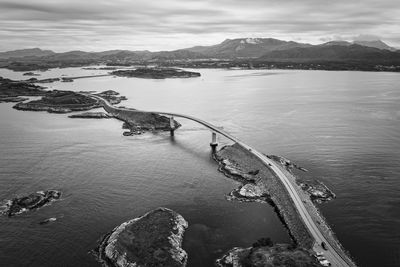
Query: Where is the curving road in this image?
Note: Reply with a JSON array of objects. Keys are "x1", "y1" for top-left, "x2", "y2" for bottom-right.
[{"x1": 92, "y1": 94, "x2": 355, "y2": 267}]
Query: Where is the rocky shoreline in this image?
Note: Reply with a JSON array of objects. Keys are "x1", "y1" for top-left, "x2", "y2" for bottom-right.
[
  {"x1": 214, "y1": 143, "x2": 356, "y2": 266},
  {"x1": 216, "y1": 241, "x2": 320, "y2": 267},
  {"x1": 94, "y1": 207, "x2": 188, "y2": 267},
  {"x1": 214, "y1": 144, "x2": 314, "y2": 248},
  {"x1": 69, "y1": 111, "x2": 112, "y2": 119},
  {"x1": 267, "y1": 155, "x2": 336, "y2": 203}
]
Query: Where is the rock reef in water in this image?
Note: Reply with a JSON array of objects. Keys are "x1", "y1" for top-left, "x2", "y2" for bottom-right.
[
  {"x1": 111, "y1": 67, "x2": 201, "y2": 79},
  {"x1": 68, "y1": 111, "x2": 112, "y2": 119},
  {"x1": 216, "y1": 240, "x2": 319, "y2": 267},
  {"x1": 3, "y1": 190, "x2": 61, "y2": 217},
  {"x1": 23, "y1": 72, "x2": 41, "y2": 76},
  {"x1": 95, "y1": 207, "x2": 188, "y2": 267}
]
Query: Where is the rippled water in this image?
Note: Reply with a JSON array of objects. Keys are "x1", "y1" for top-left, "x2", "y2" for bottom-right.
[{"x1": 0, "y1": 68, "x2": 399, "y2": 266}]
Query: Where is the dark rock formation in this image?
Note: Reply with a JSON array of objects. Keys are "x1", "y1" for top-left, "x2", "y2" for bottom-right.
[
  {"x1": 34, "y1": 78, "x2": 60, "y2": 83},
  {"x1": 0, "y1": 96, "x2": 29, "y2": 103},
  {"x1": 13, "y1": 90, "x2": 100, "y2": 113},
  {"x1": 94, "y1": 90, "x2": 127, "y2": 105},
  {"x1": 299, "y1": 182, "x2": 336, "y2": 203},
  {"x1": 111, "y1": 67, "x2": 201, "y2": 79},
  {"x1": 95, "y1": 207, "x2": 188, "y2": 267},
  {"x1": 4, "y1": 190, "x2": 61, "y2": 217},
  {"x1": 61, "y1": 78, "x2": 73, "y2": 82},
  {"x1": 68, "y1": 112, "x2": 112, "y2": 119},
  {"x1": 0, "y1": 77, "x2": 47, "y2": 97},
  {"x1": 23, "y1": 72, "x2": 41, "y2": 76}
]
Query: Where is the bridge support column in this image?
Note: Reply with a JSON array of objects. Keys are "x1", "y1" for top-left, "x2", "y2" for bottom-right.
[
  {"x1": 170, "y1": 116, "x2": 175, "y2": 136},
  {"x1": 210, "y1": 132, "x2": 218, "y2": 151}
]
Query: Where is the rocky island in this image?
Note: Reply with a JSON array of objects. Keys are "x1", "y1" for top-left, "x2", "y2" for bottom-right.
[
  {"x1": 3, "y1": 190, "x2": 61, "y2": 217},
  {"x1": 0, "y1": 76, "x2": 47, "y2": 98},
  {"x1": 13, "y1": 90, "x2": 100, "y2": 113},
  {"x1": 95, "y1": 207, "x2": 188, "y2": 267},
  {"x1": 111, "y1": 67, "x2": 201, "y2": 79}
]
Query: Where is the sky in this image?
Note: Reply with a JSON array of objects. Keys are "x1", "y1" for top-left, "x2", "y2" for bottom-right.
[{"x1": 0, "y1": 0, "x2": 399, "y2": 52}]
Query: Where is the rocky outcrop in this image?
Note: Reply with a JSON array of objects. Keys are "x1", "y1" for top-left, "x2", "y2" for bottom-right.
[
  {"x1": 94, "y1": 90, "x2": 127, "y2": 105},
  {"x1": 111, "y1": 68, "x2": 201, "y2": 79},
  {"x1": 95, "y1": 207, "x2": 188, "y2": 267},
  {"x1": 216, "y1": 241, "x2": 319, "y2": 267},
  {"x1": 3, "y1": 190, "x2": 61, "y2": 217},
  {"x1": 268, "y1": 155, "x2": 335, "y2": 203},
  {"x1": 23, "y1": 72, "x2": 41, "y2": 76},
  {"x1": 215, "y1": 157, "x2": 270, "y2": 203},
  {"x1": 68, "y1": 112, "x2": 112, "y2": 119},
  {"x1": 300, "y1": 182, "x2": 336, "y2": 203}
]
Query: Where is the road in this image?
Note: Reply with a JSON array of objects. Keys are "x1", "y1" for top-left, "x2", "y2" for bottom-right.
[{"x1": 92, "y1": 94, "x2": 355, "y2": 266}]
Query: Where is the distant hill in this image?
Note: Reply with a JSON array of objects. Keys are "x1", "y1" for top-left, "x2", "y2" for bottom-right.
[
  {"x1": 0, "y1": 48, "x2": 55, "y2": 59},
  {"x1": 320, "y1": 41, "x2": 352, "y2": 47},
  {"x1": 257, "y1": 44, "x2": 400, "y2": 63},
  {"x1": 184, "y1": 38, "x2": 311, "y2": 58},
  {"x1": 150, "y1": 49, "x2": 205, "y2": 60},
  {"x1": 320, "y1": 40, "x2": 396, "y2": 51},
  {"x1": 353, "y1": 40, "x2": 396, "y2": 51}
]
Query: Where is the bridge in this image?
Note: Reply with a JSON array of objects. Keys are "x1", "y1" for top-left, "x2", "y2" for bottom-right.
[{"x1": 90, "y1": 94, "x2": 355, "y2": 267}]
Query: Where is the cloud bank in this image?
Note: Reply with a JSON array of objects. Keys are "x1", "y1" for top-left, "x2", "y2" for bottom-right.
[{"x1": 0, "y1": 0, "x2": 398, "y2": 51}]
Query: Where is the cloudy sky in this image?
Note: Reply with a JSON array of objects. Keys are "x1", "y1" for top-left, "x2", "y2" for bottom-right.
[{"x1": 0, "y1": 0, "x2": 399, "y2": 52}]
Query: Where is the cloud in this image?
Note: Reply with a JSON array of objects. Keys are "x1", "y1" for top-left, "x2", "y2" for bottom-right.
[{"x1": 0, "y1": 0, "x2": 398, "y2": 51}]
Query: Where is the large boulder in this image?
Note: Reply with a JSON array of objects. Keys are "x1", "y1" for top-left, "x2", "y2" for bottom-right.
[{"x1": 96, "y1": 207, "x2": 188, "y2": 267}]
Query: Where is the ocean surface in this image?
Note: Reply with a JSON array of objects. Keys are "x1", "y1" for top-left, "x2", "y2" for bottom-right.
[{"x1": 0, "y1": 68, "x2": 399, "y2": 267}]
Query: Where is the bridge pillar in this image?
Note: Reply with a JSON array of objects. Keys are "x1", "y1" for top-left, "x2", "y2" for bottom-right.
[
  {"x1": 170, "y1": 116, "x2": 175, "y2": 136},
  {"x1": 210, "y1": 132, "x2": 218, "y2": 151}
]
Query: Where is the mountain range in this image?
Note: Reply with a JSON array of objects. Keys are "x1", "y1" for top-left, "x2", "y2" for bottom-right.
[{"x1": 0, "y1": 38, "x2": 399, "y2": 71}]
